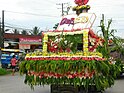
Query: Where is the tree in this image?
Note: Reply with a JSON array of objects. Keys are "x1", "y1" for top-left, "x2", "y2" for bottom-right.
[
  {"x1": 21, "y1": 30, "x2": 28, "y2": 35},
  {"x1": 29, "y1": 26, "x2": 41, "y2": 35},
  {"x1": 12, "y1": 29, "x2": 19, "y2": 34},
  {"x1": 53, "y1": 23, "x2": 59, "y2": 30}
]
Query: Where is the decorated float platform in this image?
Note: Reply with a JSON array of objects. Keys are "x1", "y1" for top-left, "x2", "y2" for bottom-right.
[{"x1": 20, "y1": 0, "x2": 120, "y2": 93}]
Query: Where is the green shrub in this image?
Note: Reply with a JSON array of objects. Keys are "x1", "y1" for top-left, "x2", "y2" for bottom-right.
[{"x1": 0, "y1": 68, "x2": 11, "y2": 75}]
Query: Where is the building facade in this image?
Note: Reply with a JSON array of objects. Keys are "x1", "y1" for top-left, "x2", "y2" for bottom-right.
[{"x1": 4, "y1": 33, "x2": 42, "y2": 52}]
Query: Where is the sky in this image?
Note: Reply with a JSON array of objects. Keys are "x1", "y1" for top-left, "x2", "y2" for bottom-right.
[{"x1": 0, "y1": 0, "x2": 124, "y2": 38}]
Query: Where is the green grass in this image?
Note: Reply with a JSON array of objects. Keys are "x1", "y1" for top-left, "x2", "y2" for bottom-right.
[{"x1": 0, "y1": 68, "x2": 11, "y2": 75}]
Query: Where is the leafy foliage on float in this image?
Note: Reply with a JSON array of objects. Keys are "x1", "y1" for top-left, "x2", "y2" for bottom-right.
[{"x1": 20, "y1": 59, "x2": 120, "y2": 91}]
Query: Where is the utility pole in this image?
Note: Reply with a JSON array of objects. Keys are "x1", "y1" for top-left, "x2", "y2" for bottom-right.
[
  {"x1": 0, "y1": 18, "x2": 1, "y2": 48},
  {"x1": 1, "y1": 10, "x2": 4, "y2": 48},
  {"x1": 57, "y1": 3, "x2": 69, "y2": 16},
  {"x1": 66, "y1": 6, "x2": 71, "y2": 15},
  {"x1": 61, "y1": 3, "x2": 64, "y2": 16},
  {"x1": 0, "y1": 18, "x2": 1, "y2": 65},
  {"x1": 0, "y1": 10, "x2": 4, "y2": 65}
]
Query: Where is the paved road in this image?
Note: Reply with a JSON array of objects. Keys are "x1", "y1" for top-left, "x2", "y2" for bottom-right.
[
  {"x1": 0, "y1": 72, "x2": 124, "y2": 93},
  {"x1": 0, "y1": 72, "x2": 50, "y2": 93},
  {"x1": 105, "y1": 77, "x2": 124, "y2": 93}
]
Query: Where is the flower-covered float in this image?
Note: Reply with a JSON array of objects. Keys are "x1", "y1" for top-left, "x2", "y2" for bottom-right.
[{"x1": 20, "y1": 0, "x2": 120, "y2": 92}]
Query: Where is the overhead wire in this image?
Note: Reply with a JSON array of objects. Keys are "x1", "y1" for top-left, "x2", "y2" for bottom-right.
[
  {"x1": 5, "y1": 25, "x2": 32, "y2": 31},
  {"x1": 4, "y1": 22, "x2": 33, "y2": 31},
  {"x1": 4, "y1": 10, "x2": 60, "y2": 18},
  {"x1": 44, "y1": 0, "x2": 57, "y2": 4},
  {"x1": 4, "y1": 22, "x2": 31, "y2": 29},
  {"x1": 4, "y1": 22, "x2": 50, "y2": 31}
]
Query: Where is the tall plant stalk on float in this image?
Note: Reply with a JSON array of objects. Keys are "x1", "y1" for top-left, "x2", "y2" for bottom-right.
[
  {"x1": 98, "y1": 14, "x2": 114, "y2": 59},
  {"x1": 99, "y1": 14, "x2": 124, "y2": 59},
  {"x1": 99, "y1": 14, "x2": 123, "y2": 77}
]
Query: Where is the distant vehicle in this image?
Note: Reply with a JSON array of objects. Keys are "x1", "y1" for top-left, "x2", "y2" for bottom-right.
[
  {"x1": 0, "y1": 49, "x2": 25, "y2": 69},
  {"x1": 34, "y1": 49, "x2": 42, "y2": 52}
]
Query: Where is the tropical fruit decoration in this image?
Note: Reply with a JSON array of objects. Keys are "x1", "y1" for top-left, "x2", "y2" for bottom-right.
[{"x1": 20, "y1": 0, "x2": 120, "y2": 92}]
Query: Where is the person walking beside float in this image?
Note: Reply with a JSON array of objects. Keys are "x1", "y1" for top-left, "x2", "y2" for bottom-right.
[{"x1": 11, "y1": 55, "x2": 18, "y2": 76}]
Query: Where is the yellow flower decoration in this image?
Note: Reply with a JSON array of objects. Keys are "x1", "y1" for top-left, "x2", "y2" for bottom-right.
[
  {"x1": 83, "y1": 30, "x2": 89, "y2": 53},
  {"x1": 43, "y1": 34, "x2": 48, "y2": 54}
]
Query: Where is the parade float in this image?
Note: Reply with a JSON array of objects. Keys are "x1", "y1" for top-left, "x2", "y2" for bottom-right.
[{"x1": 20, "y1": 0, "x2": 120, "y2": 93}]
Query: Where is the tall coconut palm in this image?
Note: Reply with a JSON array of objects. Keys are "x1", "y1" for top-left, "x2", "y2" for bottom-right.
[
  {"x1": 12, "y1": 29, "x2": 19, "y2": 34},
  {"x1": 21, "y1": 30, "x2": 28, "y2": 35},
  {"x1": 29, "y1": 26, "x2": 41, "y2": 35}
]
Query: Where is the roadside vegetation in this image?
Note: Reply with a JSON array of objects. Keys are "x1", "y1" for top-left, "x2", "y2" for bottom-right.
[{"x1": 0, "y1": 68, "x2": 11, "y2": 76}]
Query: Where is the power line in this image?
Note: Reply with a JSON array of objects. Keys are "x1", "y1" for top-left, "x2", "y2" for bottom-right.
[
  {"x1": 28, "y1": 1, "x2": 58, "y2": 11},
  {"x1": 44, "y1": 0, "x2": 56, "y2": 4},
  {"x1": 27, "y1": 8, "x2": 58, "y2": 12},
  {"x1": 5, "y1": 10, "x2": 60, "y2": 18},
  {"x1": 4, "y1": 10, "x2": 124, "y2": 20},
  {"x1": 5, "y1": 25, "x2": 32, "y2": 31},
  {"x1": 4, "y1": 22, "x2": 31, "y2": 29}
]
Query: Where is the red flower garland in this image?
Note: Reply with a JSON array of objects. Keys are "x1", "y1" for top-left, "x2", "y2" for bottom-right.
[
  {"x1": 74, "y1": 0, "x2": 89, "y2": 6},
  {"x1": 26, "y1": 57, "x2": 105, "y2": 61},
  {"x1": 88, "y1": 29, "x2": 103, "y2": 52},
  {"x1": 29, "y1": 70, "x2": 95, "y2": 79}
]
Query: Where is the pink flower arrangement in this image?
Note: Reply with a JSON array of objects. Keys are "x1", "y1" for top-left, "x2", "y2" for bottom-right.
[
  {"x1": 26, "y1": 57, "x2": 105, "y2": 61},
  {"x1": 29, "y1": 70, "x2": 95, "y2": 79}
]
